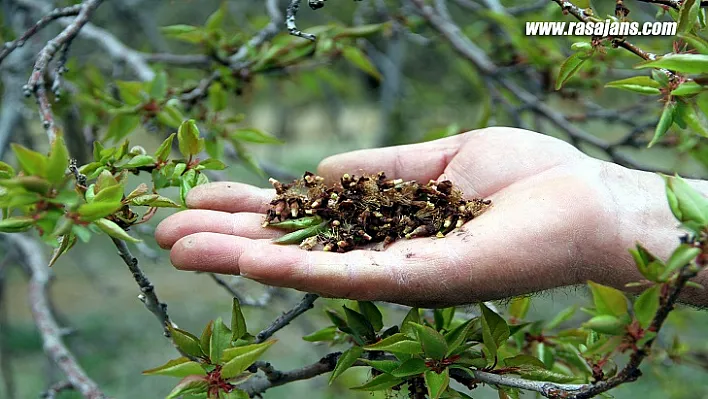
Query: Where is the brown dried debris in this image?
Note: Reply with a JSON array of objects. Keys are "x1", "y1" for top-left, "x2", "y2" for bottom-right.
[{"x1": 263, "y1": 171, "x2": 491, "y2": 252}]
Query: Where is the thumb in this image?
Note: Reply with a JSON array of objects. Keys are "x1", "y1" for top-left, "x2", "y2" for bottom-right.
[{"x1": 316, "y1": 134, "x2": 469, "y2": 184}]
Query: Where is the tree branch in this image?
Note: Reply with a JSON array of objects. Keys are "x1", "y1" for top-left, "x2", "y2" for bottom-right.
[
  {"x1": 286, "y1": 0, "x2": 317, "y2": 41},
  {"x1": 110, "y1": 238, "x2": 172, "y2": 336},
  {"x1": 255, "y1": 293, "x2": 319, "y2": 343},
  {"x1": 0, "y1": 4, "x2": 82, "y2": 64},
  {"x1": 25, "y1": 0, "x2": 105, "y2": 143},
  {"x1": 5, "y1": 234, "x2": 108, "y2": 399}
]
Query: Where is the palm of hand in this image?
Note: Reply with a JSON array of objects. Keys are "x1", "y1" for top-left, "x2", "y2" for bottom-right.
[{"x1": 156, "y1": 128, "x2": 610, "y2": 306}]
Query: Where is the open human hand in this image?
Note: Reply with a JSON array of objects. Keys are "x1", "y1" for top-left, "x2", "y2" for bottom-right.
[{"x1": 155, "y1": 127, "x2": 686, "y2": 307}]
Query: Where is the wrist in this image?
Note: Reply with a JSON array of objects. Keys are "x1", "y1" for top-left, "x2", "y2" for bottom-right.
[
  {"x1": 578, "y1": 160, "x2": 683, "y2": 286},
  {"x1": 584, "y1": 160, "x2": 708, "y2": 305}
]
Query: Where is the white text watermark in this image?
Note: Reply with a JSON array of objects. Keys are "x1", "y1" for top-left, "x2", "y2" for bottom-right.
[{"x1": 526, "y1": 21, "x2": 677, "y2": 36}]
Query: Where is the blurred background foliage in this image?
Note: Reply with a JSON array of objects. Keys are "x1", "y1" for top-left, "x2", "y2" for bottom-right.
[{"x1": 2, "y1": 0, "x2": 708, "y2": 398}]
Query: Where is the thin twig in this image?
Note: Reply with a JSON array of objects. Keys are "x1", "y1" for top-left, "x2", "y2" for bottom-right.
[
  {"x1": 110, "y1": 238, "x2": 172, "y2": 336},
  {"x1": 41, "y1": 381, "x2": 74, "y2": 399},
  {"x1": 25, "y1": 0, "x2": 105, "y2": 143},
  {"x1": 0, "y1": 4, "x2": 82, "y2": 64},
  {"x1": 5, "y1": 234, "x2": 107, "y2": 399},
  {"x1": 286, "y1": 0, "x2": 316, "y2": 40},
  {"x1": 206, "y1": 273, "x2": 273, "y2": 307},
  {"x1": 255, "y1": 293, "x2": 319, "y2": 343}
]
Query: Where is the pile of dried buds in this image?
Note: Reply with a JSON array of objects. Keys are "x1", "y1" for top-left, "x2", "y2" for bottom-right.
[{"x1": 263, "y1": 172, "x2": 491, "y2": 252}]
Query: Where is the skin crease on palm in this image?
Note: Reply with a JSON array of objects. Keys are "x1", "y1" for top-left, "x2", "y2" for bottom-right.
[{"x1": 155, "y1": 127, "x2": 708, "y2": 308}]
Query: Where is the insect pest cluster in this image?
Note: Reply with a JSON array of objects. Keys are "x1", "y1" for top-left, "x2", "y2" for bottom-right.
[{"x1": 263, "y1": 172, "x2": 491, "y2": 252}]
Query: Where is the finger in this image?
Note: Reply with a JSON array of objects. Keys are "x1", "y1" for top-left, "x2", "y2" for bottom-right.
[
  {"x1": 170, "y1": 232, "x2": 416, "y2": 301},
  {"x1": 317, "y1": 134, "x2": 469, "y2": 184},
  {"x1": 155, "y1": 210, "x2": 279, "y2": 249},
  {"x1": 186, "y1": 181, "x2": 275, "y2": 213}
]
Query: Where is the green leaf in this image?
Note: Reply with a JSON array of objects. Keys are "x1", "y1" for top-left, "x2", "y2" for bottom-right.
[
  {"x1": 678, "y1": 0, "x2": 700, "y2": 33},
  {"x1": 343, "y1": 306, "x2": 376, "y2": 343},
  {"x1": 142, "y1": 357, "x2": 206, "y2": 377},
  {"x1": 410, "y1": 323, "x2": 448, "y2": 360},
  {"x1": 180, "y1": 169, "x2": 197, "y2": 206},
  {"x1": 358, "y1": 301, "x2": 384, "y2": 332},
  {"x1": 231, "y1": 298, "x2": 248, "y2": 341},
  {"x1": 516, "y1": 368, "x2": 579, "y2": 383},
  {"x1": 115, "y1": 81, "x2": 146, "y2": 105},
  {"x1": 78, "y1": 202, "x2": 123, "y2": 221},
  {"x1": 342, "y1": 46, "x2": 382, "y2": 80},
  {"x1": 122, "y1": 155, "x2": 156, "y2": 169},
  {"x1": 130, "y1": 194, "x2": 181, "y2": 208},
  {"x1": 150, "y1": 70, "x2": 168, "y2": 99},
  {"x1": 634, "y1": 286, "x2": 660, "y2": 329},
  {"x1": 649, "y1": 101, "x2": 676, "y2": 148},
  {"x1": 329, "y1": 346, "x2": 363, "y2": 384},
  {"x1": 11, "y1": 143, "x2": 47, "y2": 177},
  {"x1": 205, "y1": 138, "x2": 224, "y2": 160},
  {"x1": 230, "y1": 128, "x2": 282, "y2": 144},
  {"x1": 161, "y1": 25, "x2": 206, "y2": 44},
  {"x1": 210, "y1": 317, "x2": 232, "y2": 363},
  {"x1": 677, "y1": 101, "x2": 708, "y2": 138},
  {"x1": 662, "y1": 244, "x2": 701, "y2": 280},
  {"x1": 665, "y1": 174, "x2": 708, "y2": 231},
  {"x1": 504, "y1": 354, "x2": 546, "y2": 369},
  {"x1": 93, "y1": 184, "x2": 124, "y2": 204},
  {"x1": 605, "y1": 76, "x2": 661, "y2": 95},
  {"x1": 208, "y1": 82, "x2": 228, "y2": 112},
  {"x1": 0, "y1": 216, "x2": 35, "y2": 233},
  {"x1": 205, "y1": 3, "x2": 226, "y2": 31},
  {"x1": 555, "y1": 52, "x2": 590, "y2": 90},
  {"x1": 157, "y1": 105, "x2": 185, "y2": 129},
  {"x1": 434, "y1": 308, "x2": 455, "y2": 331},
  {"x1": 124, "y1": 184, "x2": 148, "y2": 202},
  {"x1": 391, "y1": 358, "x2": 427, "y2": 378},
  {"x1": 168, "y1": 324, "x2": 205, "y2": 358},
  {"x1": 358, "y1": 359, "x2": 401, "y2": 374},
  {"x1": 630, "y1": 244, "x2": 665, "y2": 282},
  {"x1": 583, "y1": 314, "x2": 628, "y2": 335},
  {"x1": 0, "y1": 161, "x2": 15, "y2": 180},
  {"x1": 165, "y1": 375, "x2": 208, "y2": 399},
  {"x1": 198, "y1": 159, "x2": 227, "y2": 171},
  {"x1": 335, "y1": 22, "x2": 390, "y2": 38},
  {"x1": 444, "y1": 319, "x2": 474, "y2": 357},
  {"x1": 671, "y1": 81, "x2": 704, "y2": 96},
  {"x1": 200, "y1": 321, "x2": 213, "y2": 355},
  {"x1": 178, "y1": 119, "x2": 205, "y2": 158},
  {"x1": 107, "y1": 114, "x2": 141, "y2": 142},
  {"x1": 302, "y1": 326, "x2": 337, "y2": 342},
  {"x1": 222, "y1": 389, "x2": 249, "y2": 399},
  {"x1": 267, "y1": 216, "x2": 324, "y2": 230},
  {"x1": 480, "y1": 303, "x2": 510, "y2": 349},
  {"x1": 636, "y1": 54, "x2": 708, "y2": 74},
  {"x1": 363, "y1": 333, "x2": 423, "y2": 354},
  {"x1": 351, "y1": 373, "x2": 403, "y2": 391},
  {"x1": 509, "y1": 297, "x2": 531, "y2": 320},
  {"x1": 221, "y1": 341, "x2": 275, "y2": 379},
  {"x1": 401, "y1": 307, "x2": 420, "y2": 337},
  {"x1": 155, "y1": 133, "x2": 176, "y2": 162},
  {"x1": 424, "y1": 369, "x2": 449, "y2": 399},
  {"x1": 679, "y1": 33, "x2": 708, "y2": 55},
  {"x1": 272, "y1": 221, "x2": 328, "y2": 245},
  {"x1": 544, "y1": 306, "x2": 576, "y2": 330},
  {"x1": 0, "y1": 176, "x2": 52, "y2": 194},
  {"x1": 48, "y1": 233, "x2": 77, "y2": 267},
  {"x1": 587, "y1": 281, "x2": 628, "y2": 317},
  {"x1": 47, "y1": 136, "x2": 69, "y2": 184}
]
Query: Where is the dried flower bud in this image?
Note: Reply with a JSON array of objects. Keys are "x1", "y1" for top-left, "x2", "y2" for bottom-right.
[{"x1": 263, "y1": 171, "x2": 491, "y2": 252}]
